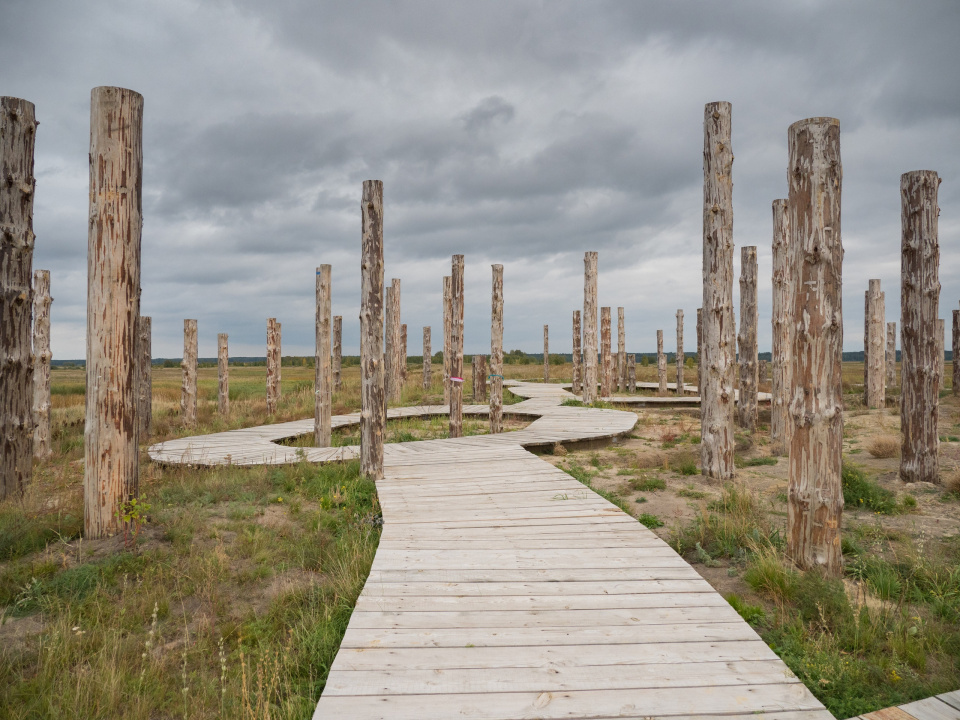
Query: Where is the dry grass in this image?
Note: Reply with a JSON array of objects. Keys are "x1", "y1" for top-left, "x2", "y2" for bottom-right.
[{"x1": 867, "y1": 435, "x2": 901, "y2": 459}]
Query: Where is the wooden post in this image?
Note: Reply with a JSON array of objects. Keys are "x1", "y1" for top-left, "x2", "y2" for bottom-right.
[
  {"x1": 771, "y1": 199, "x2": 792, "y2": 455},
  {"x1": 737, "y1": 246, "x2": 758, "y2": 431},
  {"x1": 676, "y1": 309, "x2": 684, "y2": 395},
  {"x1": 384, "y1": 281, "x2": 395, "y2": 403},
  {"x1": 476, "y1": 355, "x2": 487, "y2": 401},
  {"x1": 390, "y1": 279, "x2": 401, "y2": 400},
  {"x1": 701, "y1": 102, "x2": 736, "y2": 481},
  {"x1": 137, "y1": 316, "x2": 152, "y2": 441},
  {"x1": 900, "y1": 171, "x2": 940, "y2": 485},
  {"x1": 182, "y1": 319, "x2": 198, "y2": 426},
  {"x1": 360, "y1": 180, "x2": 385, "y2": 481},
  {"x1": 696, "y1": 307, "x2": 703, "y2": 395},
  {"x1": 333, "y1": 315, "x2": 342, "y2": 392},
  {"x1": 865, "y1": 280, "x2": 886, "y2": 407},
  {"x1": 401, "y1": 322, "x2": 408, "y2": 386},
  {"x1": 759, "y1": 359, "x2": 768, "y2": 383},
  {"x1": 657, "y1": 330, "x2": 667, "y2": 395},
  {"x1": 600, "y1": 307, "x2": 612, "y2": 397},
  {"x1": 617, "y1": 307, "x2": 626, "y2": 393},
  {"x1": 572, "y1": 310, "x2": 582, "y2": 395},
  {"x1": 938, "y1": 318, "x2": 945, "y2": 391},
  {"x1": 217, "y1": 332, "x2": 228, "y2": 416},
  {"x1": 266, "y1": 317, "x2": 280, "y2": 414},
  {"x1": 1, "y1": 97, "x2": 37, "y2": 499},
  {"x1": 315, "y1": 264, "x2": 332, "y2": 447},
  {"x1": 490, "y1": 264, "x2": 504, "y2": 433},
  {"x1": 543, "y1": 325, "x2": 549, "y2": 382},
  {"x1": 84, "y1": 87, "x2": 142, "y2": 537},
  {"x1": 449, "y1": 255, "x2": 465, "y2": 438},
  {"x1": 443, "y1": 276, "x2": 451, "y2": 404},
  {"x1": 953, "y1": 312, "x2": 960, "y2": 396},
  {"x1": 627, "y1": 354, "x2": 636, "y2": 393},
  {"x1": 886, "y1": 321, "x2": 897, "y2": 387},
  {"x1": 31, "y1": 270, "x2": 52, "y2": 461},
  {"x1": 422, "y1": 326, "x2": 432, "y2": 389},
  {"x1": 583, "y1": 252, "x2": 598, "y2": 402},
  {"x1": 786, "y1": 116, "x2": 844, "y2": 574}
]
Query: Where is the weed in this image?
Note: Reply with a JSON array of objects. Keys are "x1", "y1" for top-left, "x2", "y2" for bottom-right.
[
  {"x1": 842, "y1": 463, "x2": 900, "y2": 514},
  {"x1": 677, "y1": 485, "x2": 707, "y2": 500},
  {"x1": 638, "y1": 513, "x2": 664, "y2": 529},
  {"x1": 725, "y1": 593, "x2": 765, "y2": 625},
  {"x1": 629, "y1": 476, "x2": 666, "y2": 492},
  {"x1": 867, "y1": 435, "x2": 901, "y2": 458},
  {"x1": 735, "y1": 455, "x2": 778, "y2": 468}
]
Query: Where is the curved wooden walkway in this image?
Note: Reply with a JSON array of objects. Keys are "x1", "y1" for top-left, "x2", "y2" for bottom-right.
[{"x1": 149, "y1": 383, "x2": 830, "y2": 720}]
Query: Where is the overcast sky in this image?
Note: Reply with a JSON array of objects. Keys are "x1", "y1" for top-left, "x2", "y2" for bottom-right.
[{"x1": 4, "y1": 0, "x2": 959, "y2": 359}]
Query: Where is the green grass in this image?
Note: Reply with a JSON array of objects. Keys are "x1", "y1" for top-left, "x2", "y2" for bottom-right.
[
  {"x1": 735, "y1": 455, "x2": 778, "y2": 468},
  {"x1": 842, "y1": 463, "x2": 902, "y2": 514},
  {"x1": 638, "y1": 513, "x2": 664, "y2": 529},
  {"x1": 628, "y1": 476, "x2": 666, "y2": 492}
]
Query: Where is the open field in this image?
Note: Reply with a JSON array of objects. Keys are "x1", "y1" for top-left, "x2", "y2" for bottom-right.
[{"x1": 2, "y1": 360, "x2": 959, "y2": 718}]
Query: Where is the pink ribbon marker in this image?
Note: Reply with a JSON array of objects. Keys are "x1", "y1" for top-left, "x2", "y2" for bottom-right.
[{"x1": 451, "y1": 377, "x2": 464, "y2": 383}]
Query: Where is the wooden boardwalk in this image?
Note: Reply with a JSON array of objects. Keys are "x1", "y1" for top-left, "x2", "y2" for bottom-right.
[
  {"x1": 149, "y1": 382, "x2": 831, "y2": 720},
  {"x1": 847, "y1": 691, "x2": 960, "y2": 720}
]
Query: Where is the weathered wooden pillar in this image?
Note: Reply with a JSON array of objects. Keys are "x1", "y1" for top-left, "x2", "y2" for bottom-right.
[
  {"x1": 490, "y1": 264, "x2": 504, "y2": 433},
  {"x1": 449, "y1": 255, "x2": 465, "y2": 438},
  {"x1": 443, "y1": 276, "x2": 451, "y2": 404},
  {"x1": 360, "y1": 180, "x2": 385, "y2": 481},
  {"x1": 759, "y1": 359, "x2": 768, "y2": 383},
  {"x1": 886, "y1": 321, "x2": 897, "y2": 387},
  {"x1": 266, "y1": 318, "x2": 280, "y2": 414},
  {"x1": 600, "y1": 307, "x2": 612, "y2": 397},
  {"x1": 390, "y1": 279, "x2": 401, "y2": 399},
  {"x1": 333, "y1": 315, "x2": 342, "y2": 392},
  {"x1": 657, "y1": 330, "x2": 667, "y2": 395},
  {"x1": 384, "y1": 281, "x2": 397, "y2": 403},
  {"x1": 701, "y1": 101, "x2": 736, "y2": 481},
  {"x1": 865, "y1": 280, "x2": 886, "y2": 408},
  {"x1": 617, "y1": 307, "x2": 626, "y2": 392},
  {"x1": 583, "y1": 252, "x2": 598, "y2": 402},
  {"x1": 84, "y1": 87, "x2": 142, "y2": 537},
  {"x1": 401, "y1": 322, "x2": 408, "y2": 386},
  {"x1": 771, "y1": 199, "x2": 792, "y2": 455},
  {"x1": 696, "y1": 307, "x2": 703, "y2": 395},
  {"x1": 572, "y1": 310, "x2": 582, "y2": 395},
  {"x1": 938, "y1": 318, "x2": 945, "y2": 391},
  {"x1": 315, "y1": 264, "x2": 332, "y2": 447},
  {"x1": 627, "y1": 354, "x2": 636, "y2": 393},
  {"x1": 1, "y1": 97, "x2": 37, "y2": 498},
  {"x1": 953, "y1": 312, "x2": 960, "y2": 396},
  {"x1": 137, "y1": 316, "x2": 152, "y2": 440},
  {"x1": 543, "y1": 325, "x2": 549, "y2": 382},
  {"x1": 900, "y1": 171, "x2": 941, "y2": 484},
  {"x1": 737, "y1": 246, "x2": 758, "y2": 431},
  {"x1": 786, "y1": 116, "x2": 844, "y2": 574},
  {"x1": 182, "y1": 320, "x2": 198, "y2": 426},
  {"x1": 676, "y1": 309, "x2": 684, "y2": 395},
  {"x1": 477, "y1": 355, "x2": 487, "y2": 402},
  {"x1": 31, "y1": 270, "x2": 52, "y2": 461},
  {"x1": 217, "y1": 332, "x2": 228, "y2": 417},
  {"x1": 422, "y1": 326, "x2": 432, "y2": 389}
]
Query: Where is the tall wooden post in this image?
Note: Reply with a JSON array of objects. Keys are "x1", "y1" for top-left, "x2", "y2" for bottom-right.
[
  {"x1": 543, "y1": 325, "x2": 549, "y2": 382},
  {"x1": 182, "y1": 320, "x2": 198, "y2": 426},
  {"x1": 676, "y1": 309, "x2": 684, "y2": 395},
  {"x1": 886, "y1": 321, "x2": 897, "y2": 387},
  {"x1": 1, "y1": 97, "x2": 37, "y2": 499},
  {"x1": 31, "y1": 270, "x2": 52, "y2": 461},
  {"x1": 384, "y1": 281, "x2": 396, "y2": 403},
  {"x1": 657, "y1": 330, "x2": 667, "y2": 395},
  {"x1": 759, "y1": 360, "x2": 768, "y2": 384},
  {"x1": 84, "y1": 87, "x2": 142, "y2": 537},
  {"x1": 583, "y1": 252, "x2": 598, "y2": 402},
  {"x1": 391, "y1": 279, "x2": 401, "y2": 399},
  {"x1": 443, "y1": 276, "x2": 452, "y2": 404},
  {"x1": 627, "y1": 354, "x2": 636, "y2": 393},
  {"x1": 490, "y1": 264, "x2": 504, "y2": 433},
  {"x1": 401, "y1": 322, "x2": 408, "y2": 386},
  {"x1": 865, "y1": 280, "x2": 886, "y2": 408},
  {"x1": 787, "y1": 117, "x2": 844, "y2": 574},
  {"x1": 217, "y1": 332, "x2": 228, "y2": 416},
  {"x1": 572, "y1": 310, "x2": 582, "y2": 395},
  {"x1": 315, "y1": 264, "x2": 332, "y2": 447},
  {"x1": 737, "y1": 246, "x2": 758, "y2": 431},
  {"x1": 600, "y1": 307, "x2": 612, "y2": 397},
  {"x1": 617, "y1": 307, "x2": 626, "y2": 393},
  {"x1": 938, "y1": 318, "x2": 945, "y2": 391},
  {"x1": 266, "y1": 318, "x2": 280, "y2": 414},
  {"x1": 953, "y1": 312, "x2": 960, "y2": 396},
  {"x1": 333, "y1": 315, "x2": 342, "y2": 392},
  {"x1": 900, "y1": 171, "x2": 940, "y2": 484},
  {"x1": 696, "y1": 307, "x2": 703, "y2": 395},
  {"x1": 771, "y1": 199, "x2": 792, "y2": 455},
  {"x1": 360, "y1": 180, "x2": 385, "y2": 481},
  {"x1": 476, "y1": 355, "x2": 487, "y2": 401},
  {"x1": 422, "y1": 326, "x2": 432, "y2": 389},
  {"x1": 449, "y1": 255, "x2": 465, "y2": 438},
  {"x1": 701, "y1": 101, "x2": 735, "y2": 481},
  {"x1": 137, "y1": 316, "x2": 152, "y2": 440}
]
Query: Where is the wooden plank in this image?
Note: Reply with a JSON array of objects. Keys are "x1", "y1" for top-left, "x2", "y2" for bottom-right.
[
  {"x1": 354, "y1": 591, "x2": 728, "y2": 613},
  {"x1": 358, "y1": 579, "x2": 715, "y2": 597},
  {"x1": 898, "y1": 698, "x2": 960, "y2": 720},
  {"x1": 938, "y1": 692, "x2": 960, "y2": 712}
]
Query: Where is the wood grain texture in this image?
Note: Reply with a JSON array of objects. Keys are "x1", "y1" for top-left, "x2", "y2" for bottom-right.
[
  {"x1": 217, "y1": 332, "x2": 228, "y2": 417},
  {"x1": 474, "y1": 354, "x2": 487, "y2": 402},
  {"x1": 600, "y1": 307, "x2": 613, "y2": 397},
  {"x1": 953, "y1": 313, "x2": 959, "y2": 397},
  {"x1": 401, "y1": 322, "x2": 408, "y2": 385},
  {"x1": 771, "y1": 200, "x2": 792, "y2": 455},
  {"x1": 266, "y1": 317, "x2": 280, "y2": 414},
  {"x1": 422, "y1": 326, "x2": 431, "y2": 390},
  {"x1": 390, "y1": 280, "x2": 402, "y2": 399},
  {"x1": 543, "y1": 325, "x2": 550, "y2": 382},
  {"x1": 701, "y1": 101, "x2": 735, "y2": 481},
  {"x1": 360, "y1": 180, "x2": 385, "y2": 481},
  {"x1": 786, "y1": 117, "x2": 844, "y2": 574},
  {"x1": 31, "y1": 270, "x2": 51, "y2": 460},
  {"x1": 900, "y1": 170, "x2": 940, "y2": 484},
  {"x1": 627, "y1": 354, "x2": 636, "y2": 393},
  {"x1": 617, "y1": 307, "x2": 626, "y2": 393},
  {"x1": 137, "y1": 316, "x2": 152, "y2": 440},
  {"x1": 865, "y1": 280, "x2": 886, "y2": 408},
  {"x1": 938, "y1": 318, "x2": 945, "y2": 391},
  {"x1": 84, "y1": 87, "x2": 142, "y2": 537},
  {"x1": 333, "y1": 315, "x2": 343, "y2": 392},
  {"x1": 490, "y1": 265, "x2": 504, "y2": 433},
  {"x1": 1, "y1": 96, "x2": 36, "y2": 498},
  {"x1": 676, "y1": 309, "x2": 684, "y2": 396},
  {"x1": 696, "y1": 307, "x2": 703, "y2": 395},
  {"x1": 315, "y1": 265, "x2": 332, "y2": 447},
  {"x1": 182, "y1": 319, "x2": 198, "y2": 425},
  {"x1": 583, "y1": 252, "x2": 598, "y2": 403},
  {"x1": 738, "y1": 246, "x2": 758, "y2": 431},
  {"x1": 443, "y1": 275, "x2": 451, "y2": 405},
  {"x1": 449, "y1": 255, "x2": 464, "y2": 438},
  {"x1": 572, "y1": 310, "x2": 582, "y2": 395},
  {"x1": 657, "y1": 329, "x2": 667, "y2": 395},
  {"x1": 887, "y1": 321, "x2": 897, "y2": 387}
]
